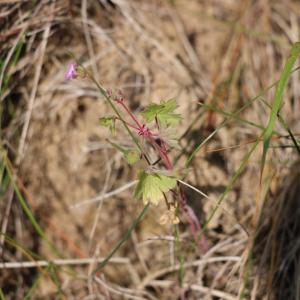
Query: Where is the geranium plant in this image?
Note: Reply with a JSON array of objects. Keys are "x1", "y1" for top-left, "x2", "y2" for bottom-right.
[{"x1": 65, "y1": 60, "x2": 207, "y2": 272}]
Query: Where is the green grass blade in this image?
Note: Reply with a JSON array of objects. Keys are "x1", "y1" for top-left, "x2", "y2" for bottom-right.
[
  {"x1": 239, "y1": 249, "x2": 253, "y2": 299},
  {"x1": 11, "y1": 39, "x2": 24, "y2": 66},
  {"x1": 2, "y1": 233, "x2": 43, "y2": 261},
  {"x1": 179, "y1": 110, "x2": 205, "y2": 142},
  {"x1": 184, "y1": 80, "x2": 278, "y2": 168},
  {"x1": 1, "y1": 233, "x2": 63, "y2": 298},
  {"x1": 258, "y1": 96, "x2": 300, "y2": 155},
  {"x1": 0, "y1": 35, "x2": 25, "y2": 96},
  {"x1": 0, "y1": 156, "x2": 10, "y2": 197},
  {"x1": 277, "y1": 115, "x2": 300, "y2": 155},
  {"x1": 198, "y1": 102, "x2": 265, "y2": 130},
  {"x1": 3, "y1": 157, "x2": 61, "y2": 257},
  {"x1": 92, "y1": 203, "x2": 149, "y2": 274},
  {"x1": 261, "y1": 42, "x2": 300, "y2": 177},
  {"x1": 0, "y1": 288, "x2": 5, "y2": 300},
  {"x1": 182, "y1": 66, "x2": 300, "y2": 169},
  {"x1": 23, "y1": 272, "x2": 44, "y2": 300},
  {"x1": 203, "y1": 138, "x2": 260, "y2": 230}
]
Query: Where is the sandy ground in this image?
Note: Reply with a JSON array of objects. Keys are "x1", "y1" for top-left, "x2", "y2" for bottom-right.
[{"x1": 1, "y1": 1, "x2": 300, "y2": 299}]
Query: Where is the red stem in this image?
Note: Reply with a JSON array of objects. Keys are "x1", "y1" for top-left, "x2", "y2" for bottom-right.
[
  {"x1": 148, "y1": 136, "x2": 173, "y2": 170},
  {"x1": 115, "y1": 117, "x2": 140, "y2": 131},
  {"x1": 179, "y1": 187, "x2": 208, "y2": 253},
  {"x1": 118, "y1": 101, "x2": 143, "y2": 129},
  {"x1": 116, "y1": 97, "x2": 207, "y2": 254},
  {"x1": 117, "y1": 100, "x2": 173, "y2": 169}
]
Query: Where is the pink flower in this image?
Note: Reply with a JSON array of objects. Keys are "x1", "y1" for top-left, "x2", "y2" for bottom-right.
[{"x1": 65, "y1": 62, "x2": 77, "y2": 80}]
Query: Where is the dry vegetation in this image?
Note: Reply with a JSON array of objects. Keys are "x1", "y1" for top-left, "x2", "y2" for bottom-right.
[{"x1": 1, "y1": 0, "x2": 300, "y2": 299}]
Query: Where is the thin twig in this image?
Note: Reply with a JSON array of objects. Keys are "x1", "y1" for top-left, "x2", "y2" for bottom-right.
[
  {"x1": 178, "y1": 179, "x2": 208, "y2": 199},
  {"x1": 17, "y1": 7, "x2": 53, "y2": 164},
  {"x1": 0, "y1": 257, "x2": 129, "y2": 269},
  {"x1": 71, "y1": 180, "x2": 138, "y2": 208},
  {"x1": 149, "y1": 280, "x2": 237, "y2": 300},
  {"x1": 138, "y1": 256, "x2": 241, "y2": 290}
]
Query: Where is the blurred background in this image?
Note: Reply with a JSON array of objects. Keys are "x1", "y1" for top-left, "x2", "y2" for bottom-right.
[{"x1": 1, "y1": 1, "x2": 300, "y2": 299}]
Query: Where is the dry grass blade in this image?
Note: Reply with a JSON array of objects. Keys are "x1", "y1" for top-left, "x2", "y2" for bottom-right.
[
  {"x1": 17, "y1": 10, "x2": 53, "y2": 164},
  {"x1": 71, "y1": 180, "x2": 138, "y2": 208}
]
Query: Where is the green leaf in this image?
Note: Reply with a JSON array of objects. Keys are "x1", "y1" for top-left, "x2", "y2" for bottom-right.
[
  {"x1": 99, "y1": 116, "x2": 115, "y2": 127},
  {"x1": 124, "y1": 150, "x2": 140, "y2": 165},
  {"x1": 108, "y1": 141, "x2": 140, "y2": 165},
  {"x1": 99, "y1": 116, "x2": 116, "y2": 135},
  {"x1": 141, "y1": 99, "x2": 181, "y2": 127},
  {"x1": 134, "y1": 170, "x2": 177, "y2": 205}
]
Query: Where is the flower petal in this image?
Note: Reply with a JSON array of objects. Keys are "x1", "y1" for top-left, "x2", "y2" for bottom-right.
[{"x1": 65, "y1": 62, "x2": 77, "y2": 80}]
